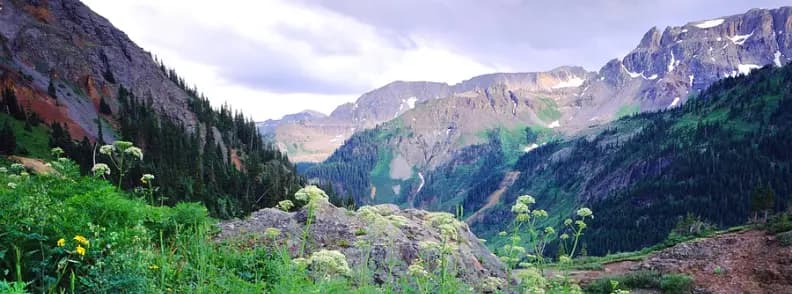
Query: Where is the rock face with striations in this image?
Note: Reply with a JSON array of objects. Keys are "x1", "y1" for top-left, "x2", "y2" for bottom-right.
[
  {"x1": 0, "y1": 0, "x2": 198, "y2": 140},
  {"x1": 217, "y1": 199, "x2": 506, "y2": 289}
]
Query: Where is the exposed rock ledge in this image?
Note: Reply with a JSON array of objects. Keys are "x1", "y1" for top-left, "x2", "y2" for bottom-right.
[{"x1": 217, "y1": 200, "x2": 506, "y2": 288}]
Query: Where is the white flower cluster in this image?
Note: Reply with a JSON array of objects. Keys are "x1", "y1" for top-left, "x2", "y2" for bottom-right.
[
  {"x1": 295, "y1": 185, "x2": 329, "y2": 205},
  {"x1": 306, "y1": 249, "x2": 351, "y2": 279},
  {"x1": 92, "y1": 163, "x2": 111, "y2": 176},
  {"x1": 277, "y1": 200, "x2": 294, "y2": 211},
  {"x1": 140, "y1": 174, "x2": 155, "y2": 184}
]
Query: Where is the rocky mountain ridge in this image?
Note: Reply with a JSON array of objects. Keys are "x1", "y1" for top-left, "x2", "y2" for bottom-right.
[
  {"x1": 266, "y1": 7, "x2": 792, "y2": 165},
  {"x1": 0, "y1": 0, "x2": 202, "y2": 141}
]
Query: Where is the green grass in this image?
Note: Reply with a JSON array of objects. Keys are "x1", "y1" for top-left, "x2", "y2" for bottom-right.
[
  {"x1": 585, "y1": 271, "x2": 693, "y2": 294},
  {"x1": 615, "y1": 104, "x2": 640, "y2": 119},
  {"x1": 536, "y1": 97, "x2": 561, "y2": 123},
  {"x1": 0, "y1": 113, "x2": 52, "y2": 159},
  {"x1": 0, "y1": 157, "x2": 485, "y2": 293}
]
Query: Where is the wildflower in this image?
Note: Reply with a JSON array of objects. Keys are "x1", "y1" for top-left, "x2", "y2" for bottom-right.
[
  {"x1": 0, "y1": 167, "x2": 6, "y2": 173},
  {"x1": 511, "y1": 202, "x2": 530, "y2": 214},
  {"x1": 75, "y1": 245, "x2": 86, "y2": 256},
  {"x1": 57, "y1": 238, "x2": 66, "y2": 247},
  {"x1": 576, "y1": 207, "x2": 593, "y2": 218},
  {"x1": 149, "y1": 265, "x2": 160, "y2": 270},
  {"x1": 558, "y1": 255, "x2": 572, "y2": 264},
  {"x1": 438, "y1": 223, "x2": 458, "y2": 241},
  {"x1": 264, "y1": 227, "x2": 281, "y2": 239},
  {"x1": 517, "y1": 195, "x2": 536, "y2": 205},
  {"x1": 564, "y1": 218, "x2": 573, "y2": 226},
  {"x1": 532, "y1": 209, "x2": 549, "y2": 218},
  {"x1": 99, "y1": 145, "x2": 114, "y2": 155},
  {"x1": 544, "y1": 227, "x2": 556, "y2": 235},
  {"x1": 575, "y1": 220, "x2": 587, "y2": 229},
  {"x1": 408, "y1": 262, "x2": 428, "y2": 278},
  {"x1": 510, "y1": 235, "x2": 521, "y2": 243},
  {"x1": 514, "y1": 213, "x2": 530, "y2": 223},
  {"x1": 124, "y1": 147, "x2": 143, "y2": 160},
  {"x1": 560, "y1": 233, "x2": 570, "y2": 240},
  {"x1": 418, "y1": 241, "x2": 440, "y2": 251},
  {"x1": 112, "y1": 141, "x2": 134, "y2": 152},
  {"x1": 292, "y1": 257, "x2": 309, "y2": 268},
  {"x1": 10, "y1": 163, "x2": 24, "y2": 172},
  {"x1": 51, "y1": 147, "x2": 65, "y2": 158},
  {"x1": 481, "y1": 277, "x2": 505, "y2": 292},
  {"x1": 276, "y1": 200, "x2": 294, "y2": 211},
  {"x1": 20, "y1": 172, "x2": 29, "y2": 177},
  {"x1": 7, "y1": 183, "x2": 16, "y2": 189},
  {"x1": 308, "y1": 249, "x2": 351, "y2": 277},
  {"x1": 498, "y1": 231, "x2": 508, "y2": 237},
  {"x1": 73, "y1": 235, "x2": 90, "y2": 246},
  {"x1": 140, "y1": 174, "x2": 155, "y2": 184},
  {"x1": 91, "y1": 163, "x2": 110, "y2": 176},
  {"x1": 294, "y1": 185, "x2": 329, "y2": 203}
]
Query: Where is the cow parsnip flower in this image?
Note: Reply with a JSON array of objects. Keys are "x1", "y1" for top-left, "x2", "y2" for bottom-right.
[
  {"x1": 99, "y1": 145, "x2": 115, "y2": 155},
  {"x1": 92, "y1": 163, "x2": 110, "y2": 176},
  {"x1": 124, "y1": 147, "x2": 143, "y2": 160},
  {"x1": 576, "y1": 207, "x2": 593, "y2": 218}
]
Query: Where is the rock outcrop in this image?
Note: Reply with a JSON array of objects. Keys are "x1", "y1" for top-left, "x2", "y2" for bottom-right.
[
  {"x1": 217, "y1": 200, "x2": 506, "y2": 289},
  {"x1": 0, "y1": 0, "x2": 198, "y2": 139}
]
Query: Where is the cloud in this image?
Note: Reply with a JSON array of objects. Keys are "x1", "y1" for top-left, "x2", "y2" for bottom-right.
[
  {"x1": 82, "y1": 0, "x2": 790, "y2": 120},
  {"x1": 83, "y1": 0, "x2": 499, "y2": 119}
]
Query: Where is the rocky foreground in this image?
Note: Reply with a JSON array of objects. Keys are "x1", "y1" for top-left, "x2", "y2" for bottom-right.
[{"x1": 217, "y1": 199, "x2": 506, "y2": 288}]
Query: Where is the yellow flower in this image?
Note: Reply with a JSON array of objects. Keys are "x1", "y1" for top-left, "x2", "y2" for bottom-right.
[
  {"x1": 57, "y1": 238, "x2": 66, "y2": 247},
  {"x1": 73, "y1": 235, "x2": 90, "y2": 246},
  {"x1": 149, "y1": 265, "x2": 160, "y2": 270},
  {"x1": 75, "y1": 245, "x2": 86, "y2": 256}
]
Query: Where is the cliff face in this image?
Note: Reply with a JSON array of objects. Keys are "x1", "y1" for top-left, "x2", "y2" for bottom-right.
[{"x1": 0, "y1": 0, "x2": 197, "y2": 139}]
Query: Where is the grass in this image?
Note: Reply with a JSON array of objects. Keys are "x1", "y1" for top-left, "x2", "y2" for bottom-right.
[
  {"x1": 585, "y1": 271, "x2": 693, "y2": 294},
  {"x1": 615, "y1": 104, "x2": 640, "y2": 119},
  {"x1": 0, "y1": 113, "x2": 52, "y2": 159},
  {"x1": 536, "y1": 97, "x2": 561, "y2": 123},
  {"x1": 0, "y1": 156, "x2": 486, "y2": 293}
]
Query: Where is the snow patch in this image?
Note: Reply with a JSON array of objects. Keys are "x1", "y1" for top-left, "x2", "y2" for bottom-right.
[
  {"x1": 621, "y1": 63, "x2": 643, "y2": 78},
  {"x1": 589, "y1": 116, "x2": 600, "y2": 121},
  {"x1": 727, "y1": 31, "x2": 753, "y2": 45},
  {"x1": 406, "y1": 96, "x2": 418, "y2": 109},
  {"x1": 646, "y1": 74, "x2": 658, "y2": 80},
  {"x1": 667, "y1": 51, "x2": 676, "y2": 73},
  {"x1": 548, "y1": 120, "x2": 561, "y2": 129},
  {"x1": 774, "y1": 51, "x2": 783, "y2": 67},
  {"x1": 682, "y1": 29, "x2": 688, "y2": 33},
  {"x1": 552, "y1": 76, "x2": 585, "y2": 89},
  {"x1": 523, "y1": 143, "x2": 539, "y2": 153},
  {"x1": 737, "y1": 64, "x2": 761, "y2": 75},
  {"x1": 688, "y1": 75, "x2": 694, "y2": 87},
  {"x1": 668, "y1": 97, "x2": 681, "y2": 108},
  {"x1": 693, "y1": 19, "x2": 724, "y2": 29},
  {"x1": 416, "y1": 172, "x2": 425, "y2": 194}
]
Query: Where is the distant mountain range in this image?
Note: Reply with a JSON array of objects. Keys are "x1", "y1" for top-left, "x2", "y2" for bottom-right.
[{"x1": 261, "y1": 7, "x2": 792, "y2": 165}]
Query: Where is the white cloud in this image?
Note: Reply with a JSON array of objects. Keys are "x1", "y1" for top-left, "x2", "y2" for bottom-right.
[{"x1": 82, "y1": 0, "x2": 500, "y2": 120}]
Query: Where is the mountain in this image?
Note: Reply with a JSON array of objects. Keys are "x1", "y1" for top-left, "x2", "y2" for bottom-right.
[
  {"x1": 262, "y1": 66, "x2": 591, "y2": 162},
  {"x1": 0, "y1": 0, "x2": 304, "y2": 218},
  {"x1": 301, "y1": 7, "x2": 792, "y2": 255},
  {"x1": 303, "y1": 7, "x2": 792, "y2": 205},
  {"x1": 257, "y1": 110, "x2": 327, "y2": 135}
]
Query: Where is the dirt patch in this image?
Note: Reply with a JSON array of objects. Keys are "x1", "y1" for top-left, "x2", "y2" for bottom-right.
[
  {"x1": 566, "y1": 230, "x2": 792, "y2": 293},
  {"x1": 466, "y1": 171, "x2": 520, "y2": 224},
  {"x1": 9, "y1": 155, "x2": 54, "y2": 175}
]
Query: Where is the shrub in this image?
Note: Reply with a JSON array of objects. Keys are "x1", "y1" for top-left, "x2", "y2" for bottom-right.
[
  {"x1": 777, "y1": 230, "x2": 792, "y2": 247},
  {"x1": 659, "y1": 274, "x2": 694, "y2": 294}
]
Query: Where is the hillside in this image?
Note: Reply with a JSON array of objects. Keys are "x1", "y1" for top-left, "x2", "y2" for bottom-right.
[
  {"x1": 303, "y1": 6, "x2": 792, "y2": 220},
  {"x1": 0, "y1": 0, "x2": 304, "y2": 218}
]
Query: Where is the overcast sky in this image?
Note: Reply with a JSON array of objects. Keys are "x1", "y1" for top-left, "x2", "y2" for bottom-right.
[{"x1": 82, "y1": 0, "x2": 789, "y2": 121}]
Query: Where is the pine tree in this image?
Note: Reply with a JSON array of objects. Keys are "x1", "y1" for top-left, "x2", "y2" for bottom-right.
[
  {"x1": 48, "y1": 79, "x2": 57, "y2": 99},
  {"x1": 99, "y1": 98, "x2": 112, "y2": 115},
  {"x1": 0, "y1": 121, "x2": 16, "y2": 155}
]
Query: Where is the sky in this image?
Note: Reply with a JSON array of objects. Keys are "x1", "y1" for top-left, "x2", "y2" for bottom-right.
[{"x1": 82, "y1": 0, "x2": 790, "y2": 121}]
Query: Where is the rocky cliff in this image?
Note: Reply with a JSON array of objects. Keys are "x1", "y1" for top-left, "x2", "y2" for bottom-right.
[{"x1": 0, "y1": 0, "x2": 198, "y2": 140}]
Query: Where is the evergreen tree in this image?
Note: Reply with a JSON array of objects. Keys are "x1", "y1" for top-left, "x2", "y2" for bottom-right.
[
  {"x1": 48, "y1": 79, "x2": 57, "y2": 99},
  {"x1": 99, "y1": 98, "x2": 112, "y2": 115},
  {"x1": 0, "y1": 121, "x2": 16, "y2": 155}
]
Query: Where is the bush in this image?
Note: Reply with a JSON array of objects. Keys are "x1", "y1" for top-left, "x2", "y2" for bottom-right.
[
  {"x1": 660, "y1": 274, "x2": 693, "y2": 294},
  {"x1": 585, "y1": 271, "x2": 693, "y2": 294},
  {"x1": 777, "y1": 230, "x2": 792, "y2": 247}
]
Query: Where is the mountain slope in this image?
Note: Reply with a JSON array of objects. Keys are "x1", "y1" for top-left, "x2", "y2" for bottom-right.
[
  {"x1": 306, "y1": 6, "x2": 792, "y2": 209},
  {"x1": 472, "y1": 63, "x2": 792, "y2": 254},
  {"x1": 0, "y1": 0, "x2": 304, "y2": 218},
  {"x1": 264, "y1": 67, "x2": 591, "y2": 162}
]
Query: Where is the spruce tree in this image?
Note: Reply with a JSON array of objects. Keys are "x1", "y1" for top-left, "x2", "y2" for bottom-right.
[
  {"x1": 48, "y1": 79, "x2": 57, "y2": 99},
  {"x1": 0, "y1": 121, "x2": 16, "y2": 155}
]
